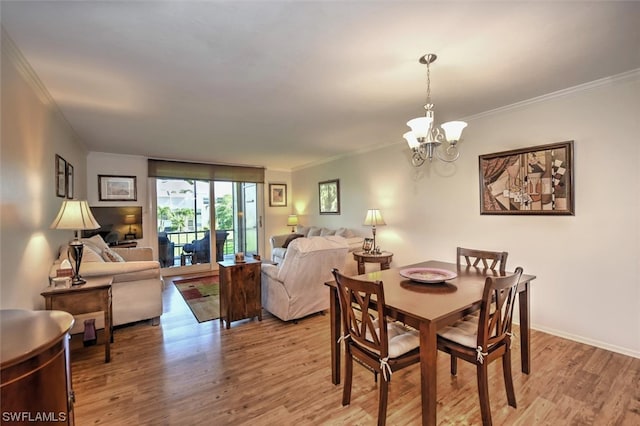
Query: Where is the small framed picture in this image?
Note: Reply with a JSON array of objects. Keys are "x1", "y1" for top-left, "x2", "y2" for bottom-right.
[
  {"x1": 66, "y1": 163, "x2": 74, "y2": 199},
  {"x1": 362, "y1": 238, "x2": 374, "y2": 253},
  {"x1": 269, "y1": 183, "x2": 287, "y2": 207},
  {"x1": 98, "y1": 175, "x2": 137, "y2": 201},
  {"x1": 319, "y1": 179, "x2": 340, "y2": 215},
  {"x1": 55, "y1": 155, "x2": 67, "y2": 198}
]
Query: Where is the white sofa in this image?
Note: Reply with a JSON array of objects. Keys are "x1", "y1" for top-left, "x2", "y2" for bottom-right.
[
  {"x1": 269, "y1": 225, "x2": 363, "y2": 276},
  {"x1": 50, "y1": 235, "x2": 164, "y2": 332},
  {"x1": 261, "y1": 236, "x2": 349, "y2": 321}
]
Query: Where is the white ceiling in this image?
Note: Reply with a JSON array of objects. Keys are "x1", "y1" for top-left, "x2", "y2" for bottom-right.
[{"x1": 2, "y1": 1, "x2": 639, "y2": 171}]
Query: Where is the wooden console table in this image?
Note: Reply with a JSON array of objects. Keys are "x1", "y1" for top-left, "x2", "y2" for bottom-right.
[
  {"x1": 1, "y1": 309, "x2": 75, "y2": 425},
  {"x1": 217, "y1": 258, "x2": 262, "y2": 329},
  {"x1": 41, "y1": 276, "x2": 113, "y2": 362}
]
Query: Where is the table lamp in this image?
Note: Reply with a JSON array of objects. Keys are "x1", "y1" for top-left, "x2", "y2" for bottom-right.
[
  {"x1": 50, "y1": 200, "x2": 101, "y2": 285},
  {"x1": 287, "y1": 214, "x2": 299, "y2": 233},
  {"x1": 363, "y1": 209, "x2": 386, "y2": 253},
  {"x1": 124, "y1": 214, "x2": 136, "y2": 239}
]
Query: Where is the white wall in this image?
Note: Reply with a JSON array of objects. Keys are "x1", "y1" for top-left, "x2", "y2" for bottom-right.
[
  {"x1": 0, "y1": 32, "x2": 88, "y2": 309},
  {"x1": 292, "y1": 72, "x2": 640, "y2": 357}
]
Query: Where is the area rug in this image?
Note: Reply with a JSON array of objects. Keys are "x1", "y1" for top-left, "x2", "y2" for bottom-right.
[{"x1": 174, "y1": 275, "x2": 220, "y2": 323}]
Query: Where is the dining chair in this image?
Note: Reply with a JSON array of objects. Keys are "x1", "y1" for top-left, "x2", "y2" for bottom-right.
[
  {"x1": 457, "y1": 246, "x2": 508, "y2": 274},
  {"x1": 331, "y1": 269, "x2": 420, "y2": 426},
  {"x1": 437, "y1": 266, "x2": 524, "y2": 426}
]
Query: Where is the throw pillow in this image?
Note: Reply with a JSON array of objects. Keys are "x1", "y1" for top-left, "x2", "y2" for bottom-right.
[
  {"x1": 102, "y1": 247, "x2": 125, "y2": 262},
  {"x1": 307, "y1": 226, "x2": 322, "y2": 236},
  {"x1": 81, "y1": 234, "x2": 110, "y2": 253},
  {"x1": 335, "y1": 227, "x2": 355, "y2": 238},
  {"x1": 81, "y1": 245, "x2": 105, "y2": 263},
  {"x1": 296, "y1": 225, "x2": 310, "y2": 237},
  {"x1": 283, "y1": 233, "x2": 304, "y2": 248},
  {"x1": 320, "y1": 228, "x2": 336, "y2": 236}
]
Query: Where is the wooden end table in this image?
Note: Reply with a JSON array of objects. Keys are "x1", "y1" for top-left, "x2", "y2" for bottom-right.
[
  {"x1": 353, "y1": 251, "x2": 394, "y2": 275},
  {"x1": 217, "y1": 258, "x2": 262, "y2": 329},
  {"x1": 41, "y1": 276, "x2": 114, "y2": 363}
]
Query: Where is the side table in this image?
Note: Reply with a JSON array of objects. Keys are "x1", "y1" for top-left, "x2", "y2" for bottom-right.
[
  {"x1": 217, "y1": 258, "x2": 262, "y2": 329},
  {"x1": 353, "y1": 251, "x2": 394, "y2": 275},
  {"x1": 41, "y1": 276, "x2": 114, "y2": 363}
]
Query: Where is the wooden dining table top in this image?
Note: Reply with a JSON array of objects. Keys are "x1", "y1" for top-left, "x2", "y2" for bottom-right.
[{"x1": 330, "y1": 260, "x2": 536, "y2": 325}]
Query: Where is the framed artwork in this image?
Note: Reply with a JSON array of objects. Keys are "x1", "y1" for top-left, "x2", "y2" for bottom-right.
[
  {"x1": 55, "y1": 155, "x2": 67, "y2": 198},
  {"x1": 319, "y1": 179, "x2": 340, "y2": 215},
  {"x1": 98, "y1": 175, "x2": 137, "y2": 201},
  {"x1": 479, "y1": 141, "x2": 574, "y2": 215},
  {"x1": 66, "y1": 163, "x2": 74, "y2": 199},
  {"x1": 269, "y1": 183, "x2": 287, "y2": 207}
]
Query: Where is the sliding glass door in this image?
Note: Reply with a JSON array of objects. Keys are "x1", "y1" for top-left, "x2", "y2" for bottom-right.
[{"x1": 156, "y1": 179, "x2": 260, "y2": 270}]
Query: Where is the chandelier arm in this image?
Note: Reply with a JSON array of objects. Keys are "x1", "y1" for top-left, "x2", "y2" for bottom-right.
[
  {"x1": 434, "y1": 144, "x2": 461, "y2": 163},
  {"x1": 411, "y1": 150, "x2": 426, "y2": 167}
]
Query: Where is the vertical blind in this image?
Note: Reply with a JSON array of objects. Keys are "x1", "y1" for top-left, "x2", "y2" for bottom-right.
[{"x1": 148, "y1": 159, "x2": 265, "y2": 183}]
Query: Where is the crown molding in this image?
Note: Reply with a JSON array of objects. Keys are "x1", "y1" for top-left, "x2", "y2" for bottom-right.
[{"x1": 466, "y1": 68, "x2": 640, "y2": 121}]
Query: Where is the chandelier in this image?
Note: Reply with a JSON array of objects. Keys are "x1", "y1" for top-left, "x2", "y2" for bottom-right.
[{"x1": 403, "y1": 53, "x2": 467, "y2": 166}]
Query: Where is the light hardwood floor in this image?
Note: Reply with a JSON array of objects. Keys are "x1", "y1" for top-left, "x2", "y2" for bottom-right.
[{"x1": 70, "y1": 274, "x2": 640, "y2": 425}]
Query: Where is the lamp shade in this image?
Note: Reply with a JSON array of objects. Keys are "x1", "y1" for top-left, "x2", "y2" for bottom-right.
[
  {"x1": 124, "y1": 214, "x2": 136, "y2": 224},
  {"x1": 406, "y1": 116, "x2": 432, "y2": 139},
  {"x1": 441, "y1": 120, "x2": 468, "y2": 142},
  {"x1": 363, "y1": 209, "x2": 386, "y2": 227},
  {"x1": 50, "y1": 200, "x2": 100, "y2": 231},
  {"x1": 403, "y1": 131, "x2": 420, "y2": 149},
  {"x1": 286, "y1": 215, "x2": 299, "y2": 227}
]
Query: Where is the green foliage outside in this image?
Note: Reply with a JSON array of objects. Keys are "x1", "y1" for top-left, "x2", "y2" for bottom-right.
[{"x1": 215, "y1": 194, "x2": 233, "y2": 230}]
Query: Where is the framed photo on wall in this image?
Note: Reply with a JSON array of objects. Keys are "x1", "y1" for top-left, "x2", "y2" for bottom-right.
[
  {"x1": 98, "y1": 175, "x2": 137, "y2": 201},
  {"x1": 66, "y1": 163, "x2": 74, "y2": 199},
  {"x1": 55, "y1": 154, "x2": 67, "y2": 198},
  {"x1": 269, "y1": 183, "x2": 287, "y2": 207},
  {"x1": 319, "y1": 179, "x2": 340, "y2": 215},
  {"x1": 479, "y1": 141, "x2": 574, "y2": 215}
]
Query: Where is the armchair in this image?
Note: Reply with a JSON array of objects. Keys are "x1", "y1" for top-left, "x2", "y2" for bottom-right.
[
  {"x1": 261, "y1": 236, "x2": 349, "y2": 321},
  {"x1": 183, "y1": 230, "x2": 229, "y2": 263}
]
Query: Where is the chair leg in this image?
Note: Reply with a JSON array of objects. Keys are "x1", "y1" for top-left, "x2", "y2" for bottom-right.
[
  {"x1": 450, "y1": 355, "x2": 458, "y2": 376},
  {"x1": 342, "y1": 350, "x2": 354, "y2": 406},
  {"x1": 377, "y1": 376, "x2": 389, "y2": 426},
  {"x1": 503, "y1": 349, "x2": 517, "y2": 408},
  {"x1": 477, "y1": 363, "x2": 492, "y2": 426}
]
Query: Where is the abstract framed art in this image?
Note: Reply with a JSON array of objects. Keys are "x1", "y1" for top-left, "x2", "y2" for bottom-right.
[
  {"x1": 319, "y1": 179, "x2": 340, "y2": 215},
  {"x1": 269, "y1": 183, "x2": 287, "y2": 207},
  {"x1": 479, "y1": 141, "x2": 574, "y2": 215}
]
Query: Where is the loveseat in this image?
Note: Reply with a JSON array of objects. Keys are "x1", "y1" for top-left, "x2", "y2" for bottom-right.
[
  {"x1": 261, "y1": 236, "x2": 349, "y2": 321},
  {"x1": 49, "y1": 235, "x2": 164, "y2": 333},
  {"x1": 269, "y1": 225, "x2": 363, "y2": 276}
]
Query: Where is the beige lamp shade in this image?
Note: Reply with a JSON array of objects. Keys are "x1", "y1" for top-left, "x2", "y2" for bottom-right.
[
  {"x1": 50, "y1": 200, "x2": 100, "y2": 233},
  {"x1": 363, "y1": 209, "x2": 386, "y2": 227}
]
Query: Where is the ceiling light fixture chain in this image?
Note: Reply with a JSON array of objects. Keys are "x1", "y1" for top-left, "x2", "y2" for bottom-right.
[{"x1": 403, "y1": 53, "x2": 468, "y2": 167}]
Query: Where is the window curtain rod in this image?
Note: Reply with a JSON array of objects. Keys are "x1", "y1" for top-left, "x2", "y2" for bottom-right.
[{"x1": 148, "y1": 159, "x2": 265, "y2": 183}]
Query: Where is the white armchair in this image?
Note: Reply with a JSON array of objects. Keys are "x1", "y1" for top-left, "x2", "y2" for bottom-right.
[{"x1": 261, "y1": 236, "x2": 349, "y2": 321}]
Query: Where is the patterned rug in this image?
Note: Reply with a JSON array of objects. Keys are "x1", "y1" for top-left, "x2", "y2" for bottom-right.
[{"x1": 174, "y1": 275, "x2": 220, "y2": 323}]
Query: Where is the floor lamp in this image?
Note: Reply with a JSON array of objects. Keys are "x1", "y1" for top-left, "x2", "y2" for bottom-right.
[{"x1": 51, "y1": 200, "x2": 101, "y2": 285}]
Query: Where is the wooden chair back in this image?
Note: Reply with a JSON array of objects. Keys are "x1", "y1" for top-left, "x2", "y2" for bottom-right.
[
  {"x1": 457, "y1": 246, "x2": 508, "y2": 274},
  {"x1": 332, "y1": 269, "x2": 389, "y2": 359},
  {"x1": 478, "y1": 266, "x2": 524, "y2": 350}
]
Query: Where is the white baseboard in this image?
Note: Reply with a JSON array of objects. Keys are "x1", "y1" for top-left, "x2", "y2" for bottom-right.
[{"x1": 515, "y1": 321, "x2": 640, "y2": 359}]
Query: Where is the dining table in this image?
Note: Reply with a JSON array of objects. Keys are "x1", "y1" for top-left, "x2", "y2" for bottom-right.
[{"x1": 326, "y1": 260, "x2": 536, "y2": 426}]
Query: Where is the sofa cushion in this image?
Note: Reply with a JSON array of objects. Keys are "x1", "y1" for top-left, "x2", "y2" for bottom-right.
[
  {"x1": 283, "y1": 233, "x2": 304, "y2": 248},
  {"x1": 82, "y1": 245, "x2": 105, "y2": 263},
  {"x1": 81, "y1": 234, "x2": 110, "y2": 253},
  {"x1": 296, "y1": 225, "x2": 311, "y2": 237}
]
